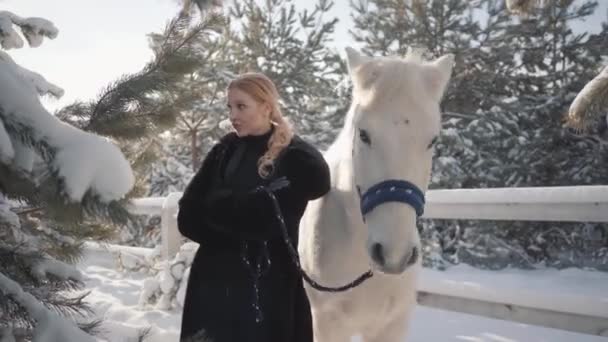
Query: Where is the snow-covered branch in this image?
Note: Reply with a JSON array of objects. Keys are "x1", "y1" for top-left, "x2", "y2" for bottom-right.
[
  {"x1": 0, "y1": 11, "x2": 58, "y2": 49},
  {"x1": 0, "y1": 119, "x2": 14, "y2": 163},
  {"x1": 0, "y1": 272, "x2": 96, "y2": 342},
  {"x1": 31, "y1": 258, "x2": 83, "y2": 283},
  {"x1": 0, "y1": 51, "x2": 64, "y2": 98},
  {"x1": 0, "y1": 11, "x2": 64, "y2": 98},
  {"x1": 567, "y1": 65, "x2": 608, "y2": 131},
  {"x1": 0, "y1": 55, "x2": 134, "y2": 202}
]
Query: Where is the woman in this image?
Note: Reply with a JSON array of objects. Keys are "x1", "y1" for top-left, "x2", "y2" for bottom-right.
[{"x1": 177, "y1": 72, "x2": 330, "y2": 342}]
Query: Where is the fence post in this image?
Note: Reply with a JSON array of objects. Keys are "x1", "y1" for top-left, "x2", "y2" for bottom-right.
[{"x1": 161, "y1": 192, "x2": 183, "y2": 260}]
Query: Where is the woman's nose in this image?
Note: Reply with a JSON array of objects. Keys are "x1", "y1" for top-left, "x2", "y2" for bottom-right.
[{"x1": 228, "y1": 107, "x2": 239, "y2": 118}]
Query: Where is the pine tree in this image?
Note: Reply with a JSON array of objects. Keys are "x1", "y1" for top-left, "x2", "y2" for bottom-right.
[
  {"x1": 501, "y1": 0, "x2": 606, "y2": 186},
  {"x1": 0, "y1": 11, "x2": 126, "y2": 340},
  {"x1": 147, "y1": 0, "x2": 349, "y2": 200},
  {"x1": 57, "y1": 11, "x2": 225, "y2": 246},
  {"x1": 224, "y1": 0, "x2": 347, "y2": 148},
  {"x1": 349, "y1": 0, "x2": 608, "y2": 270},
  {"x1": 488, "y1": 0, "x2": 608, "y2": 270},
  {"x1": 145, "y1": 11, "x2": 232, "y2": 197},
  {"x1": 505, "y1": 0, "x2": 608, "y2": 131},
  {"x1": 0, "y1": 9, "x2": 224, "y2": 340}
]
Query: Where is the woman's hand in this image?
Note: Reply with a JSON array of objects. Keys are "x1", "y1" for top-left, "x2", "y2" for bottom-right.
[{"x1": 257, "y1": 176, "x2": 290, "y2": 193}]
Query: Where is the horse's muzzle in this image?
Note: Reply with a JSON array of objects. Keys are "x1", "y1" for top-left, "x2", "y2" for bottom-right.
[{"x1": 370, "y1": 245, "x2": 419, "y2": 274}]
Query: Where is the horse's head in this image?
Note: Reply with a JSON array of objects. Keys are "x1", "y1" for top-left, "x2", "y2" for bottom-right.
[{"x1": 345, "y1": 47, "x2": 454, "y2": 274}]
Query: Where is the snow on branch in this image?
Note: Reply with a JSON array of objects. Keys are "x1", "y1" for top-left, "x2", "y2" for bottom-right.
[
  {"x1": 31, "y1": 258, "x2": 83, "y2": 283},
  {"x1": 567, "y1": 65, "x2": 608, "y2": 131},
  {"x1": 0, "y1": 54, "x2": 134, "y2": 203},
  {"x1": 0, "y1": 272, "x2": 96, "y2": 342},
  {"x1": 0, "y1": 195, "x2": 19, "y2": 228},
  {"x1": 0, "y1": 12, "x2": 63, "y2": 98},
  {"x1": 0, "y1": 51, "x2": 64, "y2": 98},
  {"x1": 0, "y1": 11, "x2": 58, "y2": 49},
  {"x1": 0, "y1": 119, "x2": 14, "y2": 162}
]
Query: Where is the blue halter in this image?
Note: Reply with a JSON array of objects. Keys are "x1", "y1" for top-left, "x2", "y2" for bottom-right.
[{"x1": 359, "y1": 179, "x2": 425, "y2": 218}]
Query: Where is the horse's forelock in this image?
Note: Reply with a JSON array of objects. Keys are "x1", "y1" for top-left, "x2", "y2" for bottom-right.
[{"x1": 352, "y1": 59, "x2": 421, "y2": 108}]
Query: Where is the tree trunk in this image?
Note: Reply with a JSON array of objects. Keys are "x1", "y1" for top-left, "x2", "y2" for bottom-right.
[{"x1": 191, "y1": 130, "x2": 199, "y2": 171}]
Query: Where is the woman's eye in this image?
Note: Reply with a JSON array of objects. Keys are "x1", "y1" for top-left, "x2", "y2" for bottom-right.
[
  {"x1": 359, "y1": 129, "x2": 371, "y2": 145},
  {"x1": 238, "y1": 104, "x2": 246, "y2": 110}
]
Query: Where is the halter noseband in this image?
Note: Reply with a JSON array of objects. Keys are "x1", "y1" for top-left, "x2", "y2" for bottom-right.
[{"x1": 359, "y1": 179, "x2": 425, "y2": 218}]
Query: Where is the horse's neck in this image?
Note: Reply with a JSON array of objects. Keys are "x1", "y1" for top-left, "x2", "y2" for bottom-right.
[
  {"x1": 305, "y1": 144, "x2": 369, "y2": 276},
  {"x1": 325, "y1": 119, "x2": 355, "y2": 192},
  {"x1": 299, "y1": 107, "x2": 370, "y2": 276},
  {"x1": 323, "y1": 118, "x2": 366, "y2": 237}
]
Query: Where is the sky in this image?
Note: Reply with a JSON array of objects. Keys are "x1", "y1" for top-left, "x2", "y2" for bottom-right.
[{"x1": 2, "y1": 0, "x2": 606, "y2": 112}]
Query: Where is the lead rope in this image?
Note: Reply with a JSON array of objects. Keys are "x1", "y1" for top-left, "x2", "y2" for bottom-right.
[
  {"x1": 241, "y1": 241, "x2": 271, "y2": 323},
  {"x1": 259, "y1": 187, "x2": 374, "y2": 293}
]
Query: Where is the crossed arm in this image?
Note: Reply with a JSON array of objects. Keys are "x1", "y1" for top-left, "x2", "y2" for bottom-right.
[{"x1": 177, "y1": 144, "x2": 330, "y2": 242}]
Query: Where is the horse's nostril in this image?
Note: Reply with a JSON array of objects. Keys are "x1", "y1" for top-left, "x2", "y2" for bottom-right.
[
  {"x1": 407, "y1": 247, "x2": 419, "y2": 266},
  {"x1": 371, "y1": 243, "x2": 385, "y2": 266}
]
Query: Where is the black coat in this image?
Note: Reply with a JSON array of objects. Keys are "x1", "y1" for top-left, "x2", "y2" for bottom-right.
[{"x1": 177, "y1": 130, "x2": 330, "y2": 342}]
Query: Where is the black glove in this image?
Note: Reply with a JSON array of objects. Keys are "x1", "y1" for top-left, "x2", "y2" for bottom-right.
[
  {"x1": 254, "y1": 176, "x2": 290, "y2": 194},
  {"x1": 204, "y1": 177, "x2": 290, "y2": 208},
  {"x1": 267, "y1": 176, "x2": 290, "y2": 192}
]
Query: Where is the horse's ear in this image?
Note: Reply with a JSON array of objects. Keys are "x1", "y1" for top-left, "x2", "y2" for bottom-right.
[
  {"x1": 427, "y1": 54, "x2": 455, "y2": 100},
  {"x1": 345, "y1": 46, "x2": 368, "y2": 72}
]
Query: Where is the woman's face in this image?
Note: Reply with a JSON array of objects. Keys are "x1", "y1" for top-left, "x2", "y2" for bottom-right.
[{"x1": 227, "y1": 88, "x2": 271, "y2": 137}]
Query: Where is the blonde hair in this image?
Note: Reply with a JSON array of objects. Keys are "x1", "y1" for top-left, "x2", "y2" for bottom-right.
[{"x1": 227, "y1": 72, "x2": 294, "y2": 178}]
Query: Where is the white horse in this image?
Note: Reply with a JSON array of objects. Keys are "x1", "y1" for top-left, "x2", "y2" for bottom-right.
[{"x1": 298, "y1": 47, "x2": 454, "y2": 341}]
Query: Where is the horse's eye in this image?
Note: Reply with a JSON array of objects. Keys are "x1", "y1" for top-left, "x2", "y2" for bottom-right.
[
  {"x1": 359, "y1": 129, "x2": 371, "y2": 145},
  {"x1": 427, "y1": 136, "x2": 438, "y2": 149}
]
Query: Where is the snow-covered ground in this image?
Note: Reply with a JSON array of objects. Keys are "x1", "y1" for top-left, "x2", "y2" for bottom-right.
[{"x1": 78, "y1": 244, "x2": 608, "y2": 342}]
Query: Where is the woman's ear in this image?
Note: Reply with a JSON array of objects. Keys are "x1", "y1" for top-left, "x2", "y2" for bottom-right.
[{"x1": 264, "y1": 103, "x2": 272, "y2": 119}]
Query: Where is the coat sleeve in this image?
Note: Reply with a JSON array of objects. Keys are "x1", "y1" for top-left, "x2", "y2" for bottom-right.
[
  {"x1": 176, "y1": 142, "x2": 224, "y2": 243},
  {"x1": 202, "y1": 143, "x2": 331, "y2": 241}
]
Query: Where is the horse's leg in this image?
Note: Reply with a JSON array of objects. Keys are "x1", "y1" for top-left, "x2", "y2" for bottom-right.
[
  {"x1": 362, "y1": 308, "x2": 414, "y2": 342},
  {"x1": 312, "y1": 310, "x2": 352, "y2": 342}
]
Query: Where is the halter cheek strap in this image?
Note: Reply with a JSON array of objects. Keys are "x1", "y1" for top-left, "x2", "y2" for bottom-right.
[{"x1": 360, "y1": 179, "x2": 426, "y2": 217}]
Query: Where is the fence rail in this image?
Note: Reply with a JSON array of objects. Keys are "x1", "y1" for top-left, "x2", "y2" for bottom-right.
[{"x1": 128, "y1": 185, "x2": 608, "y2": 336}]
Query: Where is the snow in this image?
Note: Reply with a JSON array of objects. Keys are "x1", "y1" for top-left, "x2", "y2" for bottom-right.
[
  {"x1": 0, "y1": 53, "x2": 134, "y2": 202},
  {"x1": 0, "y1": 195, "x2": 19, "y2": 229},
  {"x1": 75, "y1": 243, "x2": 608, "y2": 342},
  {"x1": 0, "y1": 328, "x2": 16, "y2": 342},
  {"x1": 0, "y1": 11, "x2": 58, "y2": 49},
  {"x1": 0, "y1": 12, "x2": 26, "y2": 49},
  {"x1": 0, "y1": 272, "x2": 96, "y2": 342},
  {"x1": 31, "y1": 315, "x2": 96, "y2": 342},
  {"x1": 1, "y1": 11, "x2": 133, "y2": 203},
  {"x1": 78, "y1": 245, "x2": 181, "y2": 341},
  {"x1": 11, "y1": 138, "x2": 35, "y2": 172},
  {"x1": 419, "y1": 264, "x2": 608, "y2": 319},
  {"x1": 0, "y1": 111, "x2": 14, "y2": 162},
  {"x1": 31, "y1": 258, "x2": 83, "y2": 283},
  {"x1": 0, "y1": 51, "x2": 64, "y2": 98},
  {"x1": 17, "y1": 17, "x2": 59, "y2": 48}
]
